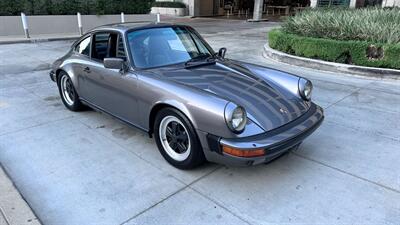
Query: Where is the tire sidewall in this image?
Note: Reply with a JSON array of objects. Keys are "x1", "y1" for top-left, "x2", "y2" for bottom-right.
[
  {"x1": 57, "y1": 71, "x2": 82, "y2": 111},
  {"x1": 154, "y1": 108, "x2": 205, "y2": 169}
]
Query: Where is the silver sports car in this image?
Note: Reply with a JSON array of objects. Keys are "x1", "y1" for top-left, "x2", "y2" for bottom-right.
[{"x1": 50, "y1": 22, "x2": 324, "y2": 169}]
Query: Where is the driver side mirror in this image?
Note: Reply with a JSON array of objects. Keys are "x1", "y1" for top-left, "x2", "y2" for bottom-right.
[
  {"x1": 218, "y1": 47, "x2": 227, "y2": 58},
  {"x1": 104, "y1": 58, "x2": 126, "y2": 72}
]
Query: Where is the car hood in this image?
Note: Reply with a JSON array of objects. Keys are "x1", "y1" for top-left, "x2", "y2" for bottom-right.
[{"x1": 152, "y1": 61, "x2": 310, "y2": 131}]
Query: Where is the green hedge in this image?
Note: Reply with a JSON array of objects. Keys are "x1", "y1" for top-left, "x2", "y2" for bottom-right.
[
  {"x1": 268, "y1": 29, "x2": 400, "y2": 70},
  {"x1": 152, "y1": 1, "x2": 186, "y2": 8},
  {"x1": 0, "y1": 0, "x2": 154, "y2": 16},
  {"x1": 283, "y1": 8, "x2": 400, "y2": 45}
]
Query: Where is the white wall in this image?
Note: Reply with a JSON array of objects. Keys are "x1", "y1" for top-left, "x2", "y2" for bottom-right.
[
  {"x1": 155, "y1": 0, "x2": 195, "y2": 16},
  {"x1": 0, "y1": 14, "x2": 155, "y2": 36},
  {"x1": 382, "y1": 0, "x2": 400, "y2": 7},
  {"x1": 155, "y1": 0, "x2": 224, "y2": 17},
  {"x1": 151, "y1": 7, "x2": 187, "y2": 16}
]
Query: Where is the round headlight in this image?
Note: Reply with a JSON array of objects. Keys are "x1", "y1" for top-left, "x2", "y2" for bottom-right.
[
  {"x1": 298, "y1": 78, "x2": 313, "y2": 101},
  {"x1": 225, "y1": 102, "x2": 247, "y2": 133}
]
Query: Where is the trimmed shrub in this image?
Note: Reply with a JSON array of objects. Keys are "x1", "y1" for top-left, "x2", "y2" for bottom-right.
[
  {"x1": 268, "y1": 29, "x2": 400, "y2": 69},
  {"x1": 283, "y1": 8, "x2": 400, "y2": 44},
  {"x1": 0, "y1": 0, "x2": 154, "y2": 16},
  {"x1": 152, "y1": 1, "x2": 186, "y2": 8}
]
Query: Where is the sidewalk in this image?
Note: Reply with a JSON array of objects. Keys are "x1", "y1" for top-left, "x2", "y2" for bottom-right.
[
  {"x1": 0, "y1": 166, "x2": 41, "y2": 225},
  {"x1": 0, "y1": 33, "x2": 79, "y2": 45}
]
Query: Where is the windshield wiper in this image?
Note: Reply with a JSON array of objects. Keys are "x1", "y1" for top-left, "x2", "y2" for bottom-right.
[{"x1": 185, "y1": 53, "x2": 216, "y2": 68}]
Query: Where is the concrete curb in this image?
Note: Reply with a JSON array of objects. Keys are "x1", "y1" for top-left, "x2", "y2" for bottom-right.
[
  {"x1": 0, "y1": 36, "x2": 79, "y2": 45},
  {"x1": 0, "y1": 166, "x2": 41, "y2": 225},
  {"x1": 263, "y1": 43, "x2": 400, "y2": 79}
]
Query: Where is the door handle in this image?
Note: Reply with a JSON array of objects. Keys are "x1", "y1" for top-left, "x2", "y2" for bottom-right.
[{"x1": 83, "y1": 67, "x2": 91, "y2": 73}]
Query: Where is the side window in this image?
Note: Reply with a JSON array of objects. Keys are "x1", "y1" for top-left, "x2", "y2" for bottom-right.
[
  {"x1": 92, "y1": 32, "x2": 125, "y2": 61},
  {"x1": 117, "y1": 35, "x2": 126, "y2": 58},
  {"x1": 92, "y1": 33, "x2": 110, "y2": 61},
  {"x1": 75, "y1": 36, "x2": 91, "y2": 56}
]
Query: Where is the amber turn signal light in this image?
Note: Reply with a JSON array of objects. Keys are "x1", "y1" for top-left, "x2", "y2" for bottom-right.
[{"x1": 222, "y1": 145, "x2": 265, "y2": 158}]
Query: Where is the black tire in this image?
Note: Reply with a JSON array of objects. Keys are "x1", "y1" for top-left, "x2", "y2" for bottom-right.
[
  {"x1": 154, "y1": 107, "x2": 205, "y2": 169},
  {"x1": 57, "y1": 71, "x2": 84, "y2": 111}
]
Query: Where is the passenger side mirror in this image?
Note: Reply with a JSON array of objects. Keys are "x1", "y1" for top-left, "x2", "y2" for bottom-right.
[
  {"x1": 104, "y1": 58, "x2": 126, "y2": 71},
  {"x1": 218, "y1": 47, "x2": 227, "y2": 58}
]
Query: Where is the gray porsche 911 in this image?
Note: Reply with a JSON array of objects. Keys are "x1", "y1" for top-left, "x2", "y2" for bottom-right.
[{"x1": 50, "y1": 22, "x2": 324, "y2": 169}]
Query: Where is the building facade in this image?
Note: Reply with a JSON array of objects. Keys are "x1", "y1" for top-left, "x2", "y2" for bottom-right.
[{"x1": 158, "y1": 0, "x2": 400, "y2": 18}]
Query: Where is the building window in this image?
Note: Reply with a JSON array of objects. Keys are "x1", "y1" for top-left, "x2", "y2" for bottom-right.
[{"x1": 317, "y1": 0, "x2": 350, "y2": 6}]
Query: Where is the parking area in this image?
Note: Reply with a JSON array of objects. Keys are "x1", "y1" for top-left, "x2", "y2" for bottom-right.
[{"x1": 0, "y1": 18, "x2": 399, "y2": 225}]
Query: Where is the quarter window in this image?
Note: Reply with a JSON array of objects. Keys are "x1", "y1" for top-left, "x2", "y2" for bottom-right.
[
  {"x1": 117, "y1": 35, "x2": 126, "y2": 58},
  {"x1": 75, "y1": 36, "x2": 91, "y2": 56}
]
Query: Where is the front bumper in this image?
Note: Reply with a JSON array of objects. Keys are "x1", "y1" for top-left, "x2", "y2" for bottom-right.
[
  {"x1": 204, "y1": 103, "x2": 324, "y2": 166},
  {"x1": 49, "y1": 70, "x2": 56, "y2": 82}
]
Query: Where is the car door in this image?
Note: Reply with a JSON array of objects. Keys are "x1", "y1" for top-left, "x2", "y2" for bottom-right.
[
  {"x1": 83, "y1": 31, "x2": 139, "y2": 124},
  {"x1": 71, "y1": 35, "x2": 92, "y2": 98}
]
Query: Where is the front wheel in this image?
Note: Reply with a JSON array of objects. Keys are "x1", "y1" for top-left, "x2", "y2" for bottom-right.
[
  {"x1": 154, "y1": 108, "x2": 205, "y2": 169},
  {"x1": 57, "y1": 71, "x2": 84, "y2": 111}
]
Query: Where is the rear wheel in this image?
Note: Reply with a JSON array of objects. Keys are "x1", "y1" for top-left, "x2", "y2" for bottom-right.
[
  {"x1": 154, "y1": 108, "x2": 205, "y2": 169},
  {"x1": 58, "y1": 71, "x2": 84, "y2": 111}
]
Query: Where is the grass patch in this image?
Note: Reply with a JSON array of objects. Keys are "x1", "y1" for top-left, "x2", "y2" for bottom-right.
[
  {"x1": 283, "y1": 8, "x2": 400, "y2": 44},
  {"x1": 268, "y1": 29, "x2": 400, "y2": 69}
]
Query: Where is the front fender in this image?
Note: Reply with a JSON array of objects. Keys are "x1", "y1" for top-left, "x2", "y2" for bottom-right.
[{"x1": 152, "y1": 99, "x2": 195, "y2": 128}]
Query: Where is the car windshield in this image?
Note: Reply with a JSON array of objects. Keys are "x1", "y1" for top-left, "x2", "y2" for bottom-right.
[{"x1": 127, "y1": 27, "x2": 213, "y2": 69}]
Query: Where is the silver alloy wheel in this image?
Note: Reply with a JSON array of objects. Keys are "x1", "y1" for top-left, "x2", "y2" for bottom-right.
[
  {"x1": 60, "y1": 75, "x2": 75, "y2": 106},
  {"x1": 159, "y1": 115, "x2": 191, "y2": 161}
]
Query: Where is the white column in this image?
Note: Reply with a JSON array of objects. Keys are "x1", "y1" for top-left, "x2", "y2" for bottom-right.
[
  {"x1": 253, "y1": 0, "x2": 264, "y2": 21},
  {"x1": 187, "y1": 0, "x2": 195, "y2": 16},
  {"x1": 20, "y1": 13, "x2": 29, "y2": 38},
  {"x1": 310, "y1": 0, "x2": 318, "y2": 7},
  {"x1": 349, "y1": 0, "x2": 357, "y2": 8}
]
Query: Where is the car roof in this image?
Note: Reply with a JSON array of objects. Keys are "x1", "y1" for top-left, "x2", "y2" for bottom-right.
[{"x1": 89, "y1": 22, "x2": 186, "y2": 33}]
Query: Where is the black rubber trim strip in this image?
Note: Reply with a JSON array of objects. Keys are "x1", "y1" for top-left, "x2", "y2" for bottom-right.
[
  {"x1": 207, "y1": 134, "x2": 222, "y2": 154},
  {"x1": 49, "y1": 70, "x2": 56, "y2": 82}
]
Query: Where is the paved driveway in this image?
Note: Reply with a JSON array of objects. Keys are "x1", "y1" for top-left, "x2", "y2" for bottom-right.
[{"x1": 0, "y1": 18, "x2": 399, "y2": 225}]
